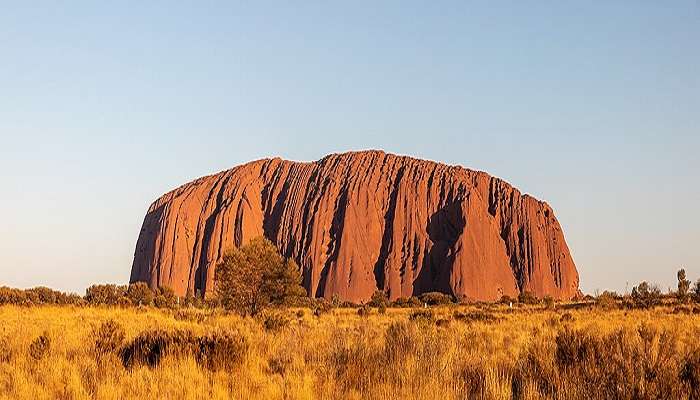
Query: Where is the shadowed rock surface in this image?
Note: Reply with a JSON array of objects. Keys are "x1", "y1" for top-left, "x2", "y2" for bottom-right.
[{"x1": 130, "y1": 151, "x2": 579, "y2": 302}]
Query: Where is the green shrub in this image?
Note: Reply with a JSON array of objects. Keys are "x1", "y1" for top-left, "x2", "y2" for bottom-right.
[
  {"x1": 0, "y1": 286, "x2": 82, "y2": 306},
  {"x1": 391, "y1": 296, "x2": 421, "y2": 308},
  {"x1": 518, "y1": 291, "x2": 538, "y2": 305},
  {"x1": 330, "y1": 294, "x2": 342, "y2": 308},
  {"x1": 182, "y1": 293, "x2": 204, "y2": 308},
  {"x1": 631, "y1": 281, "x2": 662, "y2": 309},
  {"x1": 595, "y1": 291, "x2": 619, "y2": 309},
  {"x1": 153, "y1": 286, "x2": 178, "y2": 308},
  {"x1": 85, "y1": 284, "x2": 127, "y2": 305},
  {"x1": 368, "y1": 291, "x2": 389, "y2": 308},
  {"x1": 215, "y1": 237, "x2": 305, "y2": 315},
  {"x1": 418, "y1": 292, "x2": 454, "y2": 306},
  {"x1": 127, "y1": 282, "x2": 154, "y2": 306},
  {"x1": 313, "y1": 299, "x2": 333, "y2": 317},
  {"x1": 0, "y1": 286, "x2": 27, "y2": 305}
]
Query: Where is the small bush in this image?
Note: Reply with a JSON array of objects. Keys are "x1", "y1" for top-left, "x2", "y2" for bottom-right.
[
  {"x1": 127, "y1": 282, "x2": 154, "y2": 306},
  {"x1": 357, "y1": 305, "x2": 371, "y2": 317},
  {"x1": 368, "y1": 291, "x2": 389, "y2": 308},
  {"x1": 631, "y1": 281, "x2": 662, "y2": 309},
  {"x1": 121, "y1": 329, "x2": 247, "y2": 371},
  {"x1": 499, "y1": 295, "x2": 516, "y2": 305},
  {"x1": 295, "y1": 309, "x2": 305, "y2": 318},
  {"x1": 391, "y1": 296, "x2": 421, "y2": 308},
  {"x1": 29, "y1": 332, "x2": 51, "y2": 361},
  {"x1": 93, "y1": 320, "x2": 126, "y2": 359},
  {"x1": 0, "y1": 286, "x2": 81, "y2": 306},
  {"x1": 153, "y1": 287, "x2": 178, "y2": 309},
  {"x1": 117, "y1": 297, "x2": 133, "y2": 308},
  {"x1": 182, "y1": 294, "x2": 203, "y2": 308},
  {"x1": 435, "y1": 318, "x2": 450, "y2": 327},
  {"x1": 518, "y1": 291, "x2": 538, "y2": 305},
  {"x1": 418, "y1": 292, "x2": 454, "y2": 306},
  {"x1": 313, "y1": 300, "x2": 333, "y2": 317},
  {"x1": 595, "y1": 291, "x2": 619, "y2": 309},
  {"x1": 378, "y1": 303, "x2": 387, "y2": 314},
  {"x1": 85, "y1": 284, "x2": 127, "y2": 306},
  {"x1": 121, "y1": 329, "x2": 177, "y2": 368},
  {"x1": 330, "y1": 294, "x2": 342, "y2": 308}
]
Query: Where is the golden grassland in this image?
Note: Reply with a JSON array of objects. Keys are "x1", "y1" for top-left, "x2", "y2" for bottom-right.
[{"x1": 1, "y1": 303, "x2": 699, "y2": 400}]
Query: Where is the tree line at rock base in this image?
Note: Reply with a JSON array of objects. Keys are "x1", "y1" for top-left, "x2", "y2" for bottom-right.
[{"x1": 1, "y1": 238, "x2": 698, "y2": 313}]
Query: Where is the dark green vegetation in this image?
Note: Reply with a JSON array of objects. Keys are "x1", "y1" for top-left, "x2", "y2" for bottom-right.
[{"x1": 214, "y1": 237, "x2": 306, "y2": 316}]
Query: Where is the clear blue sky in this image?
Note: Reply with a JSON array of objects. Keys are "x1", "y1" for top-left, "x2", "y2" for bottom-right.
[{"x1": 1, "y1": 1, "x2": 698, "y2": 295}]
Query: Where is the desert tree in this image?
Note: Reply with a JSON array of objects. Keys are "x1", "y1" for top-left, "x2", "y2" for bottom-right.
[
  {"x1": 369, "y1": 290, "x2": 389, "y2": 308},
  {"x1": 85, "y1": 284, "x2": 127, "y2": 305},
  {"x1": 677, "y1": 268, "x2": 691, "y2": 303},
  {"x1": 631, "y1": 281, "x2": 662, "y2": 308},
  {"x1": 126, "y1": 282, "x2": 154, "y2": 306},
  {"x1": 153, "y1": 286, "x2": 178, "y2": 308},
  {"x1": 215, "y1": 237, "x2": 305, "y2": 316}
]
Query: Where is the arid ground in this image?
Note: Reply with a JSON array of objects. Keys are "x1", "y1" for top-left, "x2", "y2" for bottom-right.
[{"x1": 1, "y1": 303, "x2": 699, "y2": 400}]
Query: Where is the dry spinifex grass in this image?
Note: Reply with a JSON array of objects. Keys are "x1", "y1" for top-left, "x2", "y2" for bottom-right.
[{"x1": 0, "y1": 304, "x2": 699, "y2": 400}]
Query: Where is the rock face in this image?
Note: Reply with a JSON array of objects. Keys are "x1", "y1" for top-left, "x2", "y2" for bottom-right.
[{"x1": 130, "y1": 151, "x2": 579, "y2": 302}]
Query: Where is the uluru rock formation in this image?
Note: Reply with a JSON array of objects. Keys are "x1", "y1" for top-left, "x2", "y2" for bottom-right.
[{"x1": 130, "y1": 151, "x2": 579, "y2": 302}]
